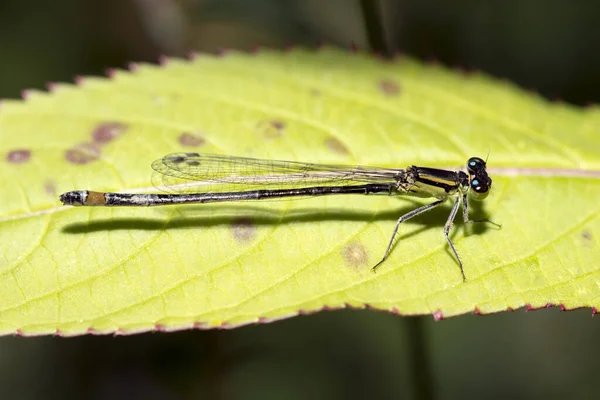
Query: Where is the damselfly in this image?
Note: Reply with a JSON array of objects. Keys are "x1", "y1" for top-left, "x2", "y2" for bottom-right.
[{"x1": 60, "y1": 152, "x2": 499, "y2": 280}]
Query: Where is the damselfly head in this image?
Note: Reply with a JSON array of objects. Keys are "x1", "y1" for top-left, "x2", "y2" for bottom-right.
[{"x1": 466, "y1": 157, "x2": 491, "y2": 200}]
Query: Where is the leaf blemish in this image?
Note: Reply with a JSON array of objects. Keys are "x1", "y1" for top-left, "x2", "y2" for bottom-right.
[
  {"x1": 179, "y1": 132, "x2": 206, "y2": 147},
  {"x1": 91, "y1": 121, "x2": 127, "y2": 144},
  {"x1": 270, "y1": 120, "x2": 285, "y2": 130},
  {"x1": 378, "y1": 79, "x2": 401, "y2": 96},
  {"x1": 231, "y1": 216, "x2": 255, "y2": 242},
  {"x1": 325, "y1": 137, "x2": 349, "y2": 155},
  {"x1": 44, "y1": 180, "x2": 56, "y2": 196},
  {"x1": 582, "y1": 230, "x2": 593, "y2": 241},
  {"x1": 257, "y1": 120, "x2": 286, "y2": 139},
  {"x1": 65, "y1": 142, "x2": 101, "y2": 165},
  {"x1": 6, "y1": 149, "x2": 31, "y2": 164},
  {"x1": 342, "y1": 241, "x2": 368, "y2": 268}
]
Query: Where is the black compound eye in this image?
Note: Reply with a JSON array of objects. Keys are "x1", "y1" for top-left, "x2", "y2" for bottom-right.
[
  {"x1": 467, "y1": 157, "x2": 486, "y2": 173},
  {"x1": 470, "y1": 177, "x2": 491, "y2": 200},
  {"x1": 471, "y1": 179, "x2": 485, "y2": 192}
]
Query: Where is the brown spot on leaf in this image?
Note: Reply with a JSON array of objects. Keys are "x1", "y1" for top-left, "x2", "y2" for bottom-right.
[
  {"x1": 44, "y1": 180, "x2": 56, "y2": 196},
  {"x1": 271, "y1": 120, "x2": 285, "y2": 130},
  {"x1": 231, "y1": 217, "x2": 255, "y2": 242},
  {"x1": 6, "y1": 149, "x2": 31, "y2": 164},
  {"x1": 92, "y1": 121, "x2": 127, "y2": 144},
  {"x1": 581, "y1": 230, "x2": 593, "y2": 247},
  {"x1": 65, "y1": 142, "x2": 101, "y2": 165},
  {"x1": 342, "y1": 241, "x2": 368, "y2": 267},
  {"x1": 257, "y1": 120, "x2": 286, "y2": 139},
  {"x1": 179, "y1": 132, "x2": 206, "y2": 147},
  {"x1": 378, "y1": 79, "x2": 400, "y2": 96},
  {"x1": 582, "y1": 230, "x2": 592, "y2": 241},
  {"x1": 325, "y1": 137, "x2": 349, "y2": 155}
]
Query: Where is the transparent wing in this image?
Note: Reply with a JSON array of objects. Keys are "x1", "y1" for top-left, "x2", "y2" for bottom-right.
[{"x1": 151, "y1": 152, "x2": 402, "y2": 194}]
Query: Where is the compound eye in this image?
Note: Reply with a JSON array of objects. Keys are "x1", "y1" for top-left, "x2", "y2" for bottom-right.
[
  {"x1": 467, "y1": 157, "x2": 486, "y2": 173},
  {"x1": 470, "y1": 178, "x2": 490, "y2": 200}
]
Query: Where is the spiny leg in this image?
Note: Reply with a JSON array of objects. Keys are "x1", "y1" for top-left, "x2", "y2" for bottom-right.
[
  {"x1": 372, "y1": 199, "x2": 445, "y2": 272},
  {"x1": 445, "y1": 196, "x2": 465, "y2": 280},
  {"x1": 462, "y1": 194, "x2": 501, "y2": 227}
]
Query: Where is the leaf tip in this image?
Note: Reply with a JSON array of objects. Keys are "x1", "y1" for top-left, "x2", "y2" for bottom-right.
[
  {"x1": 20, "y1": 88, "x2": 33, "y2": 100},
  {"x1": 560, "y1": 304, "x2": 568, "y2": 312},
  {"x1": 158, "y1": 54, "x2": 170, "y2": 66},
  {"x1": 45, "y1": 82, "x2": 59, "y2": 93},
  {"x1": 127, "y1": 62, "x2": 140, "y2": 73},
  {"x1": 73, "y1": 75, "x2": 86, "y2": 86},
  {"x1": 86, "y1": 327, "x2": 101, "y2": 335},
  {"x1": 105, "y1": 67, "x2": 118, "y2": 79},
  {"x1": 432, "y1": 309, "x2": 444, "y2": 321}
]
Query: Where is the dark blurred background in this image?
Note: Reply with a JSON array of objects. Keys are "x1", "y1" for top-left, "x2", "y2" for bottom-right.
[{"x1": 1, "y1": 1, "x2": 599, "y2": 399}]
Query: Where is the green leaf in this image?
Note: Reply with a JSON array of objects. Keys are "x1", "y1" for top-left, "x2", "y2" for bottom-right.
[{"x1": 0, "y1": 48, "x2": 598, "y2": 336}]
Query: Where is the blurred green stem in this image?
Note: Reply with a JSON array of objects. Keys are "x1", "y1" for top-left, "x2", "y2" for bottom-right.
[
  {"x1": 406, "y1": 317, "x2": 435, "y2": 400},
  {"x1": 359, "y1": 0, "x2": 391, "y2": 57}
]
